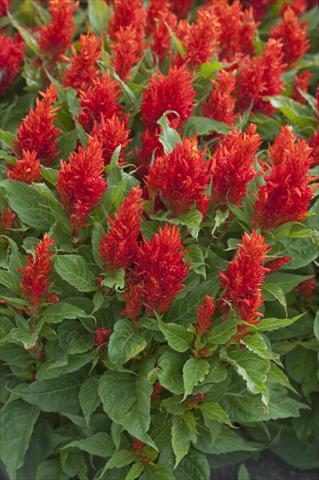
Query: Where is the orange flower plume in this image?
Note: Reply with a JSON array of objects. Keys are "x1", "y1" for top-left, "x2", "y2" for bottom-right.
[
  {"x1": 99, "y1": 187, "x2": 144, "y2": 271},
  {"x1": 19, "y1": 234, "x2": 56, "y2": 307},
  {"x1": 292, "y1": 71, "x2": 312, "y2": 104},
  {"x1": 0, "y1": 33, "x2": 24, "y2": 96},
  {"x1": 196, "y1": 296, "x2": 215, "y2": 335},
  {"x1": 203, "y1": 70, "x2": 238, "y2": 126},
  {"x1": 146, "y1": 137, "x2": 211, "y2": 216},
  {"x1": 111, "y1": 25, "x2": 144, "y2": 81},
  {"x1": 123, "y1": 224, "x2": 189, "y2": 321},
  {"x1": 7, "y1": 150, "x2": 41, "y2": 184},
  {"x1": 141, "y1": 65, "x2": 195, "y2": 131},
  {"x1": 15, "y1": 85, "x2": 61, "y2": 165},
  {"x1": 0, "y1": 208, "x2": 16, "y2": 232},
  {"x1": 109, "y1": 0, "x2": 145, "y2": 41},
  {"x1": 57, "y1": 137, "x2": 107, "y2": 235},
  {"x1": 92, "y1": 114, "x2": 131, "y2": 165},
  {"x1": 171, "y1": 0, "x2": 193, "y2": 17},
  {"x1": 38, "y1": 0, "x2": 78, "y2": 61},
  {"x1": 219, "y1": 231, "x2": 270, "y2": 324},
  {"x1": 242, "y1": 0, "x2": 274, "y2": 20},
  {"x1": 211, "y1": 124, "x2": 261, "y2": 205},
  {"x1": 0, "y1": 0, "x2": 10, "y2": 16}
]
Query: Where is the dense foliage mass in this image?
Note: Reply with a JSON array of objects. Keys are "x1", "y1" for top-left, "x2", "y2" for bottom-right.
[{"x1": 0, "y1": 0, "x2": 319, "y2": 479}]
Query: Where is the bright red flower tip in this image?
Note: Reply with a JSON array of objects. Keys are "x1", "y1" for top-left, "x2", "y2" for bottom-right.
[
  {"x1": 211, "y1": 124, "x2": 261, "y2": 205},
  {"x1": 242, "y1": 0, "x2": 275, "y2": 20},
  {"x1": 0, "y1": 32, "x2": 25, "y2": 97},
  {"x1": 0, "y1": 208, "x2": 16, "y2": 232},
  {"x1": 0, "y1": 0, "x2": 10, "y2": 16},
  {"x1": 7, "y1": 150, "x2": 41, "y2": 184},
  {"x1": 62, "y1": 33, "x2": 101, "y2": 91},
  {"x1": 92, "y1": 114, "x2": 131, "y2": 166},
  {"x1": 15, "y1": 85, "x2": 61, "y2": 166},
  {"x1": 19, "y1": 234, "x2": 55, "y2": 307},
  {"x1": 94, "y1": 328, "x2": 112, "y2": 347},
  {"x1": 146, "y1": 0, "x2": 171, "y2": 33},
  {"x1": 109, "y1": 0, "x2": 145, "y2": 41},
  {"x1": 111, "y1": 25, "x2": 144, "y2": 81},
  {"x1": 254, "y1": 133, "x2": 314, "y2": 229},
  {"x1": 292, "y1": 71, "x2": 312, "y2": 105},
  {"x1": 57, "y1": 137, "x2": 107, "y2": 236},
  {"x1": 38, "y1": 0, "x2": 78, "y2": 62},
  {"x1": 99, "y1": 187, "x2": 144, "y2": 271},
  {"x1": 79, "y1": 72, "x2": 122, "y2": 133},
  {"x1": 136, "y1": 128, "x2": 163, "y2": 180},
  {"x1": 297, "y1": 278, "x2": 317, "y2": 298},
  {"x1": 219, "y1": 230, "x2": 270, "y2": 324},
  {"x1": 269, "y1": 125, "x2": 296, "y2": 165},
  {"x1": 148, "y1": 6, "x2": 177, "y2": 61},
  {"x1": 146, "y1": 136, "x2": 211, "y2": 215},
  {"x1": 141, "y1": 65, "x2": 195, "y2": 132},
  {"x1": 203, "y1": 70, "x2": 238, "y2": 126},
  {"x1": 123, "y1": 224, "x2": 189, "y2": 321},
  {"x1": 196, "y1": 296, "x2": 215, "y2": 335},
  {"x1": 151, "y1": 380, "x2": 162, "y2": 400},
  {"x1": 171, "y1": 0, "x2": 193, "y2": 17},
  {"x1": 281, "y1": 0, "x2": 307, "y2": 16},
  {"x1": 309, "y1": 128, "x2": 319, "y2": 167},
  {"x1": 266, "y1": 256, "x2": 292, "y2": 274}
]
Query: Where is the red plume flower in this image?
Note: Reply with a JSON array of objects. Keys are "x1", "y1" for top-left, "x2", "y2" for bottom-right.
[
  {"x1": 123, "y1": 224, "x2": 189, "y2": 321},
  {"x1": 203, "y1": 70, "x2": 238, "y2": 126},
  {"x1": 0, "y1": 0, "x2": 10, "y2": 16},
  {"x1": 146, "y1": 137, "x2": 211, "y2": 215},
  {"x1": 111, "y1": 25, "x2": 144, "y2": 81},
  {"x1": 270, "y1": 7, "x2": 309, "y2": 66},
  {"x1": 57, "y1": 137, "x2": 107, "y2": 236},
  {"x1": 269, "y1": 125, "x2": 296, "y2": 165},
  {"x1": 211, "y1": 124, "x2": 261, "y2": 205},
  {"x1": 196, "y1": 296, "x2": 215, "y2": 335},
  {"x1": 38, "y1": 0, "x2": 78, "y2": 62},
  {"x1": 15, "y1": 85, "x2": 61, "y2": 165},
  {"x1": 281, "y1": 0, "x2": 307, "y2": 16},
  {"x1": 19, "y1": 234, "x2": 56, "y2": 307},
  {"x1": 242, "y1": 0, "x2": 275, "y2": 20},
  {"x1": 219, "y1": 231, "x2": 270, "y2": 324},
  {"x1": 141, "y1": 66, "x2": 195, "y2": 131},
  {"x1": 297, "y1": 277, "x2": 317, "y2": 298},
  {"x1": 136, "y1": 128, "x2": 163, "y2": 180},
  {"x1": 7, "y1": 150, "x2": 41, "y2": 183},
  {"x1": 237, "y1": 39, "x2": 286, "y2": 115},
  {"x1": 309, "y1": 128, "x2": 319, "y2": 167},
  {"x1": 62, "y1": 33, "x2": 101, "y2": 90},
  {"x1": 171, "y1": 0, "x2": 193, "y2": 17},
  {"x1": 99, "y1": 187, "x2": 144, "y2": 271},
  {"x1": 94, "y1": 328, "x2": 112, "y2": 347},
  {"x1": 292, "y1": 71, "x2": 312, "y2": 104},
  {"x1": 0, "y1": 208, "x2": 16, "y2": 232},
  {"x1": 79, "y1": 72, "x2": 122, "y2": 132},
  {"x1": 92, "y1": 114, "x2": 131, "y2": 165},
  {"x1": 254, "y1": 135, "x2": 314, "y2": 229},
  {"x1": 148, "y1": 5, "x2": 177, "y2": 61},
  {"x1": 266, "y1": 256, "x2": 292, "y2": 274},
  {"x1": 0, "y1": 33, "x2": 24, "y2": 96},
  {"x1": 109, "y1": 0, "x2": 145, "y2": 40},
  {"x1": 176, "y1": 6, "x2": 220, "y2": 68}
]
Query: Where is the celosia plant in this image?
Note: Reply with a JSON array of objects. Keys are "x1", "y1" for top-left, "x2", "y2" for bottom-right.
[{"x1": 0, "y1": 0, "x2": 319, "y2": 479}]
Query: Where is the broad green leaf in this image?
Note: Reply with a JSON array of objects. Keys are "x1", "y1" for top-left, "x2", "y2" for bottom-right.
[
  {"x1": 175, "y1": 452, "x2": 210, "y2": 480},
  {"x1": 108, "y1": 319, "x2": 147, "y2": 365},
  {"x1": 263, "y1": 284, "x2": 287, "y2": 314},
  {"x1": 256, "y1": 314, "x2": 304, "y2": 332},
  {"x1": 99, "y1": 371, "x2": 155, "y2": 448},
  {"x1": 183, "y1": 358, "x2": 210, "y2": 398},
  {"x1": 79, "y1": 377, "x2": 100, "y2": 426},
  {"x1": 184, "y1": 116, "x2": 231, "y2": 136},
  {"x1": 273, "y1": 238, "x2": 318, "y2": 270},
  {"x1": 63, "y1": 432, "x2": 114, "y2": 457},
  {"x1": 238, "y1": 464, "x2": 250, "y2": 480},
  {"x1": 0, "y1": 128, "x2": 15, "y2": 148},
  {"x1": 285, "y1": 346, "x2": 319, "y2": 395},
  {"x1": 268, "y1": 96, "x2": 317, "y2": 128},
  {"x1": 157, "y1": 351, "x2": 185, "y2": 394},
  {"x1": 55, "y1": 255, "x2": 96, "y2": 292},
  {"x1": 268, "y1": 364, "x2": 298, "y2": 394},
  {"x1": 199, "y1": 402, "x2": 233, "y2": 427},
  {"x1": 158, "y1": 320, "x2": 193, "y2": 353},
  {"x1": 35, "y1": 459, "x2": 68, "y2": 480},
  {"x1": 207, "y1": 319, "x2": 238, "y2": 345},
  {"x1": 314, "y1": 311, "x2": 319, "y2": 341},
  {"x1": 241, "y1": 333, "x2": 271, "y2": 360},
  {"x1": 126, "y1": 463, "x2": 145, "y2": 480},
  {"x1": 264, "y1": 272, "x2": 312, "y2": 293},
  {"x1": 140, "y1": 464, "x2": 175, "y2": 480},
  {"x1": 88, "y1": 0, "x2": 111, "y2": 35},
  {"x1": 185, "y1": 244, "x2": 206, "y2": 278},
  {"x1": 203, "y1": 356, "x2": 228, "y2": 384},
  {"x1": 0, "y1": 400, "x2": 40, "y2": 480},
  {"x1": 100, "y1": 449, "x2": 136, "y2": 471},
  {"x1": 0, "y1": 270, "x2": 21, "y2": 294},
  {"x1": 171, "y1": 416, "x2": 195, "y2": 467},
  {"x1": 8, "y1": 12, "x2": 39, "y2": 53},
  {"x1": 41, "y1": 302, "x2": 91, "y2": 324},
  {"x1": 157, "y1": 113, "x2": 181, "y2": 154},
  {"x1": 57, "y1": 321, "x2": 93, "y2": 355}
]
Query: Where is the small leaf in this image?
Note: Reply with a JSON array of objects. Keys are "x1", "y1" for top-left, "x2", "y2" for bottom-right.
[
  {"x1": 171, "y1": 416, "x2": 195, "y2": 468},
  {"x1": 184, "y1": 116, "x2": 232, "y2": 136},
  {"x1": 199, "y1": 402, "x2": 233, "y2": 427},
  {"x1": 141, "y1": 464, "x2": 174, "y2": 480},
  {"x1": 183, "y1": 358, "x2": 210, "y2": 398},
  {"x1": 241, "y1": 333, "x2": 271, "y2": 360},
  {"x1": 88, "y1": 0, "x2": 111, "y2": 35},
  {"x1": 41, "y1": 302, "x2": 91, "y2": 324},
  {"x1": 126, "y1": 463, "x2": 145, "y2": 480},
  {"x1": 157, "y1": 112, "x2": 182, "y2": 154},
  {"x1": 79, "y1": 377, "x2": 100, "y2": 426},
  {"x1": 158, "y1": 320, "x2": 193, "y2": 352},
  {"x1": 256, "y1": 314, "x2": 304, "y2": 332},
  {"x1": 238, "y1": 464, "x2": 250, "y2": 480},
  {"x1": 314, "y1": 311, "x2": 319, "y2": 341},
  {"x1": 108, "y1": 319, "x2": 147, "y2": 365},
  {"x1": 207, "y1": 319, "x2": 238, "y2": 345},
  {"x1": 55, "y1": 255, "x2": 96, "y2": 292},
  {"x1": 101, "y1": 449, "x2": 136, "y2": 471},
  {"x1": 63, "y1": 432, "x2": 114, "y2": 458}
]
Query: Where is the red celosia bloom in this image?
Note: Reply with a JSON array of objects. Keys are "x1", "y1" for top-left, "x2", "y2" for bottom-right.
[
  {"x1": 62, "y1": 33, "x2": 101, "y2": 90},
  {"x1": 79, "y1": 72, "x2": 122, "y2": 132},
  {"x1": 93, "y1": 328, "x2": 112, "y2": 347},
  {"x1": 146, "y1": 0, "x2": 171, "y2": 33},
  {"x1": 171, "y1": 0, "x2": 193, "y2": 17},
  {"x1": 297, "y1": 277, "x2": 317, "y2": 298},
  {"x1": 281, "y1": 0, "x2": 307, "y2": 16},
  {"x1": 15, "y1": 85, "x2": 61, "y2": 165},
  {"x1": 99, "y1": 187, "x2": 144, "y2": 271},
  {"x1": 269, "y1": 125, "x2": 296, "y2": 165},
  {"x1": 57, "y1": 137, "x2": 107, "y2": 235},
  {"x1": 254, "y1": 137, "x2": 314, "y2": 229},
  {"x1": 151, "y1": 381, "x2": 162, "y2": 400},
  {"x1": 38, "y1": 0, "x2": 77, "y2": 62},
  {"x1": 109, "y1": 0, "x2": 145, "y2": 41},
  {"x1": 0, "y1": 0, "x2": 9, "y2": 16},
  {"x1": 176, "y1": 6, "x2": 220, "y2": 68},
  {"x1": 203, "y1": 70, "x2": 238, "y2": 126},
  {"x1": 136, "y1": 128, "x2": 163, "y2": 180},
  {"x1": 292, "y1": 71, "x2": 312, "y2": 104},
  {"x1": 132, "y1": 438, "x2": 145, "y2": 456},
  {"x1": 219, "y1": 231, "x2": 270, "y2": 324},
  {"x1": 0, "y1": 33, "x2": 24, "y2": 96},
  {"x1": 141, "y1": 66, "x2": 195, "y2": 131},
  {"x1": 19, "y1": 234, "x2": 55, "y2": 307},
  {"x1": 270, "y1": 7, "x2": 309, "y2": 66},
  {"x1": 266, "y1": 255, "x2": 292, "y2": 273},
  {"x1": 196, "y1": 296, "x2": 215, "y2": 335},
  {"x1": 123, "y1": 224, "x2": 189, "y2": 321},
  {"x1": 146, "y1": 137, "x2": 211, "y2": 215},
  {"x1": 111, "y1": 25, "x2": 144, "y2": 80},
  {"x1": 211, "y1": 124, "x2": 261, "y2": 205},
  {"x1": 242, "y1": 0, "x2": 275, "y2": 20},
  {"x1": 150, "y1": 8, "x2": 178, "y2": 61},
  {"x1": 92, "y1": 114, "x2": 131, "y2": 165},
  {"x1": 7, "y1": 150, "x2": 41, "y2": 184},
  {"x1": 0, "y1": 208, "x2": 16, "y2": 232},
  {"x1": 237, "y1": 39, "x2": 286, "y2": 115},
  {"x1": 309, "y1": 128, "x2": 319, "y2": 166}
]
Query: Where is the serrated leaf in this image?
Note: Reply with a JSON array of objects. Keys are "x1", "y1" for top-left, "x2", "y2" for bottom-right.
[
  {"x1": 207, "y1": 319, "x2": 238, "y2": 345},
  {"x1": 256, "y1": 314, "x2": 304, "y2": 332},
  {"x1": 108, "y1": 319, "x2": 147, "y2": 365},
  {"x1": 241, "y1": 333, "x2": 271, "y2": 360},
  {"x1": 55, "y1": 255, "x2": 96, "y2": 292},
  {"x1": 158, "y1": 320, "x2": 193, "y2": 353},
  {"x1": 79, "y1": 377, "x2": 100, "y2": 426},
  {"x1": 63, "y1": 432, "x2": 114, "y2": 458},
  {"x1": 199, "y1": 402, "x2": 233, "y2": 427},
  {"x1": 183, "y1": 358, "x2": 210, "y2": 398}
]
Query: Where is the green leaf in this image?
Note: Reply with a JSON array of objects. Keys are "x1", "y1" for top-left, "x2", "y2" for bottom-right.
[
  {"x1": 8, "y1": 12, "x2": 39, "y2": 53},
  {"x1": 273, "y1": 238, "x2": 318, "y2": 270},
  {"x1": 314, "y1": 311, "x2": 319, "y2": 341},
  {"x1": 102, "y1": 268, "x2": 125, "y2": 291},
  {"x1": 207, "y1": 319, "x2": 238, "y2": 345},
  {"x1": 41, "y1": 302, "x2": 91, "y2": 324},
  {"x1": 0, "y1": 128, "x2": 15, "y2": 149},
  {"x1": 263, "y1": 284, "x2": 287, "y2": 315},
  {"x1": 238, "y1": 464, "x2": 250, "y2": 480},
  {"x1": 184, "y1": 116, "x2": 231, "y2": 136},
  {"x1": 0, "y1": 400, "x2": 40, "y2": 480},
  {"x1": 203, "y1": 356, "x2": 228, "y2": 384},
  {"x1": 63, "y1": 432, "x2": 114, "y2": 457},
  {"x1": 185, "y1": 244, "x2": 206, "y2": 278},
  {"x1": 55, "y1": 255, "x2": 96, "y2": 292},
  {"x1": 268, "y1": 96, "x2": 317, "y2": 128},
  {"x1": 199, "y1": 402, "x2": 233, "y2": 427},
  {"x1": 108, "y1": 319, "x2": 147, "y2": 365},
  {"x1": 125, "y1": 463, "x2": 145, "y2": 480},
  {"x1": 171, "y1": 416, "x2": 195, "y2": 468},
  {"x1": 263, "y1": 272, "x2": 313, "y2": 293},
  {"x1": 157, "y1": 351, "x2": 185, "y2": 394},
  {"x1": 240, "y1": 333, "x2": 271, "y2": 360},
  {"x1": 140, "y1": 464, "x2": 174, "y2": 480},
  {"x1": 175, "y1": 453, "x2": 210, "y2": 480},
  {"x1": 79, "y1": 377, "x2": 100, "y2": 426},
  {"x1": 183, "y1": 358, "x2": 210, "y2": 398},
  {"x1": 35, "y1": 459, "x2": 68, "y2": 480},
  {"x1": 157, "y1": 113, "x2": 181, "y2": 154},
  {"x1": 158, "y1": 320, "x2": 193, "y2": 353},
  {"x1": 99, "y1": 371, "x2": 155, "y2": 448},
  {"x1": 88, "y1": 0, "x2": 111, "y2": 35},
  {"x1": 101, "y1": 449, "x2": 136, "y2": 470},
  {"x1": 256, "y1": 314, "x2": 304, "y2": 332},
  {"x1": 268, "y1": 364, "x2": 298, "y2": 394}
]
